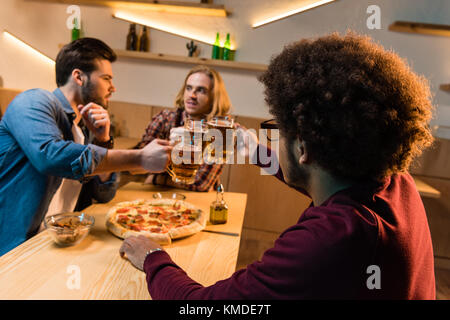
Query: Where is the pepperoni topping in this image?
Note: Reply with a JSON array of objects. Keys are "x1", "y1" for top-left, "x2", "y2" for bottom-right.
[
  {"x1": 159, "y1": 212, "x2": 171, "y2": 220},
  {"x1": 117, "y1": 215, "x2": 129, "y2": 223},
  {"x1": 129, "y1": 224, "x2": 142, "y2": 231},
  {"x1": 149, "y1": 212, "x2": 160, "y2": 218}
]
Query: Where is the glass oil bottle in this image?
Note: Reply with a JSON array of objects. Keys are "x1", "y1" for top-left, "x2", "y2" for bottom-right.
[{"x1": 209, "y1": 184, "x2": 228, "y2": 224}]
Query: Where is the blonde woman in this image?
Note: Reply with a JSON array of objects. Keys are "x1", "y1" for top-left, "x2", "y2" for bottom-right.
[{"x1": 135, "y1": 65, "x2": 233, "y2": 191}]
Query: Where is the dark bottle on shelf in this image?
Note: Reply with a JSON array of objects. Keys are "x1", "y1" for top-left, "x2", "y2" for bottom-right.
[
  {"x1": 126, "y1": 23, "x2": 138, "y2": 51},
  {"x1": 139, "y1": 26, "x2": 150, "y2": 52},
  {"x1": 223, "y1": 33, "x2": 231, "y2": 60}
]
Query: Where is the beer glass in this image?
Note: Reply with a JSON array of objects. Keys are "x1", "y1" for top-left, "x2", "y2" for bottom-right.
[
  {"x1": 206, "y1": 115, "x2": 235, "y2": 164},
  {"x1": 166, "y1": 119, "x2": 208, "y2": 185},
  {"x1": 185, "y1": 119, "x2": 208, "y2": 151}
]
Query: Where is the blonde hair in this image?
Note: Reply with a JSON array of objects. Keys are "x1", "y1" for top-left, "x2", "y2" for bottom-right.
[{"x1": 175, "y1": 65, "x2": 233, "y2": 121}]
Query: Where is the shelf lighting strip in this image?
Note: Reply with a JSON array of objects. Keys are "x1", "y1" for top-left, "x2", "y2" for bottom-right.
[
  {"x1": 3, "y1": 30, "x2": 55, "y2": 65},
  {"x1": 114, "y1": 12, "x2": 213, "y2": 45},
  {"x1": 112, "y1": 12, "x2": 236, "y2": 50},
  {"x1": 252, "y1": 0, "x2": 336, "y2": 29}
]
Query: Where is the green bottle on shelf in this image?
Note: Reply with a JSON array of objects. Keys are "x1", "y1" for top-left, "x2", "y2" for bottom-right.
[
  {"x1": 223, "y1": 33, "x2": 231, "y2": 60},
  {"x1": 212, "y1": 32, "x2": 220, "y2": 59},
  {"x1": 71, "y1": 17, "x2": 80, "y2": 42}
]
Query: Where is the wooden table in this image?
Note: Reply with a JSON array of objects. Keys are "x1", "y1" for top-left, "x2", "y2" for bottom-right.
[{"x1": 0, "y1": 183, "x2": 247, "y2": 299}]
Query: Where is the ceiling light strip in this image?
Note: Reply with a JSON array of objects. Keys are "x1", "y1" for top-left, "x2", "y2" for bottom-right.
[{"x1": 252, "y1": 0, "x2": 336, "y2": 29}]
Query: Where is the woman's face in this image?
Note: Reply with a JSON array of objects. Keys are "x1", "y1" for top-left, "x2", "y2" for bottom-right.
[{"x1": 183, "y1": 72, "x2": 213, "y2": 119}]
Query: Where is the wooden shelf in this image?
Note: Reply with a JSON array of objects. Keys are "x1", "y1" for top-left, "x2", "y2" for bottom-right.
[
  {"x1": 58, "y1": 43, "x2": 267, "y2": 72},
  {"x1": 388, "y1": 21, "x2": 450, "y2": 37},
  {"x1": 115, "y1": 49, "x2": 268, "y2": 72},
  {"x1": 25, "y1": 0, "x2": 228, "y2": 17},
  {"x1": 440, "y1": 84, "x2": 450, "y2": 92}
]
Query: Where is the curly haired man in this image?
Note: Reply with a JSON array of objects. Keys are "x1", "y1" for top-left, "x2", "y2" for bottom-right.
[{"x1": 119, "y1": 32, "x2": 436, "y2": 300}]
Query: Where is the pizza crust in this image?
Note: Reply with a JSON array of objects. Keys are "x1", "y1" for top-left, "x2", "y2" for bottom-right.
[
  {"x1": 169, "y1": 221, "x2": 205, "y2": 239},
  {"x1": 106, "y1": 198, "x2": 206, "y2": 244}
]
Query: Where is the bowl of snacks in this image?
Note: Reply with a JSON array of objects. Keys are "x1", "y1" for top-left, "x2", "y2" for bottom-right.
[{"x1": 44, "y1": 212, "x2": 95, "y2": 247}]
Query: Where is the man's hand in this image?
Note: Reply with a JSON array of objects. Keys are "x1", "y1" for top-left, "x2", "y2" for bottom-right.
[
  {"x1": 139, "y1": 139, "x2": 172, "y2": 173},
  {"x1": 169, "y1": 126, "x2": 186, "y2": 145},
  {"x1": 78, "y1": 103, "x2": 110, "y2": 142},
  {"x1": 119, "y1": 235, "x2": 163, "y2": 271}
]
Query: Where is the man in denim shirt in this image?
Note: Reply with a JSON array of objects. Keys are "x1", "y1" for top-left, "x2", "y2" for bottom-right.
[{"x1": 0, "y1": 38, "x2": 171, "y2": 255}]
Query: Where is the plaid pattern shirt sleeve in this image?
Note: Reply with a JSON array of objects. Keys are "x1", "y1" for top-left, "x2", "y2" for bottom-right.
[
  {"x1": 135, "y1": 109, "x2": 224, "y2": 192},
  {"x1": 134, "y1": 110, "x2": 173, "y2": 149}
]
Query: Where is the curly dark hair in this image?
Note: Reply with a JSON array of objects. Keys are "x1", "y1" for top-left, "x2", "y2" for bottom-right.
[{"x1": 259, "y1": 32, "x2": 434, "y2": 182}]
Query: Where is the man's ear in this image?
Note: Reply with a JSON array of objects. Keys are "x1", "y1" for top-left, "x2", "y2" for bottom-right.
[
  {"x1": 296, "y1": 139, "x2": 308, "y2": 164},
  {"x1": 71, "y1": 69, "x2": 84, "y2": 87}
]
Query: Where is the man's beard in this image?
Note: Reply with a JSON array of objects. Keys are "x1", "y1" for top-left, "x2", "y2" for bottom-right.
[{"x1": 81, "y1": 78, "x2": 108, "y2": 109}]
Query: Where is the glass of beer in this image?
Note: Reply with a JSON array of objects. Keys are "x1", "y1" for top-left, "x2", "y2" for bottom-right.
[
  {"x1": 184, "y1": 118, "x2": 208, "y2": 151},
  {"x1": 206, "y1": 115, "x2": 235, "y2": 164},
  {"x1": 166, "y1": 120, "x2": 207, "y2": 185},
  {"x1": 167, "y1": 143, "x2": 203, "y2": 185}
]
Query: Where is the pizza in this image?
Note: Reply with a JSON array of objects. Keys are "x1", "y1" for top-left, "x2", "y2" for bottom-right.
[{"x1": 106, "y1": 199, "x2": 206, "y2": 244}]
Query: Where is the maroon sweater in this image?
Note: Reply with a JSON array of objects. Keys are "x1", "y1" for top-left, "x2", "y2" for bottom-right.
[{"x1": 144, "y1": 172, "x2": 435, "y2": 299}]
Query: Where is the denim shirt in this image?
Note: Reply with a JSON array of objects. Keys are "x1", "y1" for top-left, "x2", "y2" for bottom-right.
[{"x1": 0, "y1": 88, "x2": 109, "y2": 256}]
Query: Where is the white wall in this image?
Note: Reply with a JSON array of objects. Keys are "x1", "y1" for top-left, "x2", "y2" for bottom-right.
[{"x1": 0, "y1": 0, "x2": 449, "y2": 130}]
